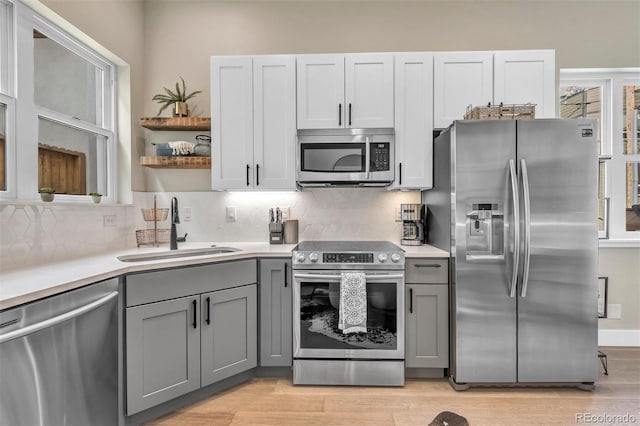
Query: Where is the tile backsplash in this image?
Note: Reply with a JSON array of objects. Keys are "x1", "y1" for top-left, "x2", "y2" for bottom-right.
[
  {"x1": 0, "y1": 188, "x2": 420, "y2": 271},
  {"x1": 0, "y1": 203, "x2": 135, "y2": 271},
  {"x1": 134, "y1": 189, "x2": 421, "y2": 244}
]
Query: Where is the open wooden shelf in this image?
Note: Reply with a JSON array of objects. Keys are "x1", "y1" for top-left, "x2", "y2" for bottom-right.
[
  {"x1": 139, "y1": 156, "x2": 211, "y2": 169},
  {"x1": 139, "y1": 117, "x2": 211, "y2": 131}
]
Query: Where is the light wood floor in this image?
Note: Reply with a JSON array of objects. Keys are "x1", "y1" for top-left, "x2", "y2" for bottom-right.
[{"x1": 149, "y1": 347, "x2": 639, "y2": 426}]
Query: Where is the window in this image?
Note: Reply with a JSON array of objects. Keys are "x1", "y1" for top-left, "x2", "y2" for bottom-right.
[
  {"x1": 0, "y1": 0, "x2": 15, "y2": 197},
  {"x1": 560, "y1": 69, "x2": 640, "y2": 241},
  {"x1": 0, "y1": 1, "x2": 116, "y2": 202}
]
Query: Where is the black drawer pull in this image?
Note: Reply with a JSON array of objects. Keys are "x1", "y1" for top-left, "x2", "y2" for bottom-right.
[
  {"x1": 338, "y1": 104, "x2": 342, "y2": 126},
  {"x1": 413, "y1": 264, "x2": 442, "y2": 268},
  {"x1": 246, "y1": 164, "x2": 250, "y2": 186},
  {"x1": 192, "y1": 299, "x2": 197, "y2": 329},
  {"x1": 284, "y1": 262, "x2": 288, "y2": 287},
  {"x1": 348, "y1": 103, "x2": 352, "y2": 126},
  {"x1": 206, "y1": 297, "x2": 211, "y2": 325},
  {"x1": 409, "y1": 288, "x2": 413, "y2": 314}
]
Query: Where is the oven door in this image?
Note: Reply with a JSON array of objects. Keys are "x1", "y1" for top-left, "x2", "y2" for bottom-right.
[{"x1": 293, "y1": 270, "x2": 405, "y2": 360}]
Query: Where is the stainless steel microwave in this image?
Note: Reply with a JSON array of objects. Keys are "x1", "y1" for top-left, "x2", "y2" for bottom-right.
[{"x1": 296, "y1": 128, "x2": 395, "y2": 187}]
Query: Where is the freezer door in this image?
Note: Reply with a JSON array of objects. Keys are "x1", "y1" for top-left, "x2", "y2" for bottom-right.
[
  {"x1": 452, "y1": 120, "x2": 518, "y2": 383},
  {"x1": 516, "y1": 119, "x2": 598, "y2": 383}
]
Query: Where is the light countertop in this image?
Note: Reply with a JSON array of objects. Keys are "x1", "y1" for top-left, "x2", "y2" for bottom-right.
[{"x1": 0, "y1": 242, "x2": 448, "y2": 310}]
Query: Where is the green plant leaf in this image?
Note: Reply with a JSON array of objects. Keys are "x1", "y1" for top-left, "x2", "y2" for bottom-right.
[
  {"x1": 180, "y1": 77, "x2": 187, "y2": 101},
  {"x1": 156, "y1": 102, "x2": 172, "y2": 117},
  {"x1": 183, "y1": 90, "x2": 202, "y2": 102},
  {"x1": 163, "y1": 87, "x2": 179, "y2": 100}
]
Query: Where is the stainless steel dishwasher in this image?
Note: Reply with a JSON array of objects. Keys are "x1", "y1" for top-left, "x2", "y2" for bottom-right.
[{"x1": 0, "y1": 278, "x2": 119, "y2": 426}]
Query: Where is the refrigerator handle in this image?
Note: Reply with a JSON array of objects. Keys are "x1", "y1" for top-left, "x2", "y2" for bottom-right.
[
  {"x1": 508, "y1": 159, "x2": 520, "y2": 298},
  {"x1": 520, "y1": 159, "x2": 532, "y2": 298}
]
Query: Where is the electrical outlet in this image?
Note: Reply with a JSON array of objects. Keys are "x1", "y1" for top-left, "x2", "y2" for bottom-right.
[
  {"x1": 103, "y1": 215, "x2": 116, "y2": 227},
  {"x1": 395, "y1": 207, "x2": 402, "y2": 222},
  {"x1": 607, "y1": 304, "x2": 622, "y2": 319},
  {"x1": 281, "y1": 207, "x2": 291, "y2": 221},
  {"x1": 184, "y1": 207, "x2": 192, "y2": 222},
  {"x1": 226, "y1": 206, "x2": 237, "y2": 222}
]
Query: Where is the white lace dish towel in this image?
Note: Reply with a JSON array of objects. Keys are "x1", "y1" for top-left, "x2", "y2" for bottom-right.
[{"x1": 338, "y1": 271, "x2": 367, "y2": 334}]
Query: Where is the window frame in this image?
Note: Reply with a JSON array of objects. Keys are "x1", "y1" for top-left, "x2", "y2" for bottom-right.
[
  {"x1": 1, "y1": 0, "x2": 117, "y2": 203},
  {"x1": 560, "y1": 68, "x2": 640, "y2": 243},
  {"x1": 0, "y1": 0, "x2": 16, "y2": 199}
]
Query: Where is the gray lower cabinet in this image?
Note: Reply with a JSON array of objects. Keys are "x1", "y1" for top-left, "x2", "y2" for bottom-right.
[
  {"x1": 201, "y1": 285, "x2": 257, "y2": 386},
  {"x1": 126, "y1": 295, "x2": 201, "y2": 415},
  {"x1": 259, "y1": 259, "x2": 292, "y2": 366},
  {"x1": 124, "y1": 260, "x2": 258, "y2": 416},
  {"x1": 405, "y1": 284, "x2": 449, "y2": 368}
]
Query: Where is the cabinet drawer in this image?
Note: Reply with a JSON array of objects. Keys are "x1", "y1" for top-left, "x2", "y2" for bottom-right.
[
  {"x1": 126, "y1": 259, "x2": 257, "y2": 307},
  {"x1": 405, "y1": 258, "x2": 448, "y2": 284}
]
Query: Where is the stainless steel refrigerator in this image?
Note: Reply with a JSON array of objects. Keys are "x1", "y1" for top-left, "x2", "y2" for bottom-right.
[{"x1": 423, "y1": 119, "x2": 598, "y2": 389}]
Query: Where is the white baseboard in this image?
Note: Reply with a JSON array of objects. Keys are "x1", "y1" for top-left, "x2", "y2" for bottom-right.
[{"x1": 598, "y1": 329, "x2": 640, "y2": 347}]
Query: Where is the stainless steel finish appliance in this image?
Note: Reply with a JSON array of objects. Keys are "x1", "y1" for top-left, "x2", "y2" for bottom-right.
[
  {"x1": 424, "y1": 119, "x2": 598, "y2": 389},
  {"x1": 0, "y1": 279, "x2": 120, "y2": 425},
  {"x1": 400, "y1": 203, "x2": 425, "y2": 246},
  {"x1": 296, "y1": 128, "x2": 395, "y2": 187},
  {"x1": 292, "y1": 241, "x2": 405, "y2": 386}
]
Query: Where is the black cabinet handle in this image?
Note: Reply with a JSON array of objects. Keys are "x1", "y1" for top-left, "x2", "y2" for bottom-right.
[
  {"x1": 256, "y1": 164, "x2": 260, "y2": 186},
  {"x1": 192, "y1": 300, "x2": 197, "y2": 328},
  {"x1": 206, "y1": 297, "x2": 211, "y2": 325},
  {"x1": 348, "y1": 103, "x2": 352, "y2": 126},
  {"x1": 284, "y1": 262, "x2": 288, "y2": 287},
  {"x1": 409, "y1": 288, "x2": 413, "y2": 314},
  {"x1": 399, "y1": 163, "x2": 403, "y2": 185},
  {"x1": 338, "y1": 104, "x2": 342, "y2": 126},
  {"x1": 246, "y1": 164, "x2": 250, "y2": 186},
  {"x1": 414, "y1": 264, "x2": 441, "y2": 268}
]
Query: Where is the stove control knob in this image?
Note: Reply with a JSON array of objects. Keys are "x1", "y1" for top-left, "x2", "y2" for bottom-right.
[
  {"x1": 378, "y1": 253, "x2": 388, "y2": 263},
  {"x1": 296, "y1": 253, "x2": 306, "y2": 262},
  {"x1": 309, "y1": 252, "x2": 319, "y2": 262},
  {"x1": 391, "y1": 253, "x2": 401, "y2": 263}
]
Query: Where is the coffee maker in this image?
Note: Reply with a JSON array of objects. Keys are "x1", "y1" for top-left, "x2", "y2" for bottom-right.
[{"x1": 401, "y1": 203, "x2": 425, "y2": 246}]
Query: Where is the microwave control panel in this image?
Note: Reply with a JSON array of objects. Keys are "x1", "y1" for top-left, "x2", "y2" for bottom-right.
[{"x1": 370, "y1": 143, "x2": 390, "y2": 171}]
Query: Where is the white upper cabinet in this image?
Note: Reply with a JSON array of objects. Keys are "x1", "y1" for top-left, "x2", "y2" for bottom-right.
[
  {"x1": 345, "y1": 54, "x2": 394, "y2": 128},
  {"x1": 211, "y1": 56, "x2": 254, "y2": 190},
  {"x1": 253, "y1": 55, "x2": 296, "y2": 190},
  {"x1": 297, "y1": 53, "x2": 394, "y2": 129},
  {"x1": 493, "y1": 50, "x2": 556, "y2": 118},
  {"x1": 392, "y1": 53, "x2": 434, "y2": 190},
  {"x1": 296, "y1": 54, "x2": 345, "y2": 129},
  {"x1": 434, "y1": 52, "x2": 494, "y2": 129},
  {"x1": 212, "y1": 55, "x2": 296, "y2": 190}
]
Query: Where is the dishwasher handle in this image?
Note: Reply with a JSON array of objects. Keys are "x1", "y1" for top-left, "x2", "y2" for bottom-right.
[{"x1": 0, "y1": 291, "x2": 119, "y2": 344}]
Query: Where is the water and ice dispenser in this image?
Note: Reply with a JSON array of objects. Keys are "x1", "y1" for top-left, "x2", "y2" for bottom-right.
[{"x1": 465, "y1": 203, "x2": 504, "y2": 260}]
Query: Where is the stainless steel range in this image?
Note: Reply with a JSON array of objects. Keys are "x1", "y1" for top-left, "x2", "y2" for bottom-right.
[{"x1": 292, "y1": 241, "x2": 405, "y2": 386}]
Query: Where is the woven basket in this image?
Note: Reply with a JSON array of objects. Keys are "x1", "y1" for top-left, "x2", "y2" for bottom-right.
[
  {"x1": 135, "y1": 229, "x2": 170, "y2": 247},
  {"x1": 464, "y1": 103, "x2": 536, "y2": 120},
  {"x1": 141, "y1": 208, "x2": 169, "y2": 221}
]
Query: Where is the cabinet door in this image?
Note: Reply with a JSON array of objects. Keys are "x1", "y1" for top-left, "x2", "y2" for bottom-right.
[
  {"x1": 126, "y1": 296, "x2": 200, "y2": 415},
  {"x1": 211, "y1": 56, "x2": 254, "y2": 189},
  {"x1": 393, "y1": 53, "x2": 434, "y2": 190},
  {"x1": 201, "y1": 284, "x2": 257, "y2": 386},
  {"x1": 434, "y1": 52, "x2": 493, "y2": 129},
  {"x1": 259, "y1": 259, "x2": 292, "y2": 367},
  {"x1": 494, "y1": 50, "x2": 556, "y2": 118},
  {"x1": 296, "y1": 54, "x2": 345, "y2": 129},
  {"x1": 405, "y1": 284, "x2": 449, "y2": 368},
  {"x1": 253, "y1": 56, "x2": 296, "y2": 190},
  {"x1": 345, "y1": 53, "x2": 394, "y2": 128}
]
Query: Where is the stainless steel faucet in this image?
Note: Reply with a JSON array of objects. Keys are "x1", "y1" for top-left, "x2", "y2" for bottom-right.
[{"x1": 170, "y1": 197, "x2": 180, "y2": 250}]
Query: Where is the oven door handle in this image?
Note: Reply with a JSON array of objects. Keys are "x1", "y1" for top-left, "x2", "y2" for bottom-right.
[
  {"x1": 293, "y1": 273, "x2": 404, "y2": 281},
  {"x1": 365, "y1": 136, "x2": 370, "y2": 179}
]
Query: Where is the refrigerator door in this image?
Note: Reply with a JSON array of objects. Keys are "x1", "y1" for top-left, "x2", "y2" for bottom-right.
[
  {"x1": 516, "y1": 119, "x2": 598, "y2": 383},
  {"x1": 452, "y1": 120, "x2": 518, "y2": 383}
]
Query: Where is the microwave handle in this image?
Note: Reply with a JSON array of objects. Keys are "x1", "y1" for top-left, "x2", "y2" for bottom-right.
[{"x1": 365, "y1": 136, "x2": 370, "y2": 179}]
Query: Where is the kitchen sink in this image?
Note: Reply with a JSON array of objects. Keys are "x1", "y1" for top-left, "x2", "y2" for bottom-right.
[{"x1": 117, "y1": 246, "x2": 241, "y2": 262}]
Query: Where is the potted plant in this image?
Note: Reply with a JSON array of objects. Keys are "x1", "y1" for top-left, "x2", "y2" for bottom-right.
[
  {"x1": 39, "y1": 187, "x2": 55, "y2": 202},
  {"x1": 152, "y1": 77, "x2": 202, "y2": 117},
  {"x1": 89, "y1": 192, "x2": 102, "y2": 203}
]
